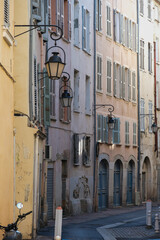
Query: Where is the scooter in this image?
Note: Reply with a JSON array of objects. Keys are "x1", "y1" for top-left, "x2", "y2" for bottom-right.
[{"x1": 0, "y1": 203, "x2": 32, "y2": 240}]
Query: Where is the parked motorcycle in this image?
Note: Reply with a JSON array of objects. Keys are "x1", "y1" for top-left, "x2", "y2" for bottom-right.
[{"x1": 0, "y1": 203, "x2": 32, "y2": 240}]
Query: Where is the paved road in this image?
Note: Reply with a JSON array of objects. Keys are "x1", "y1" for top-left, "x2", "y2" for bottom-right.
[{"x1": 37, "y1": 205, "x2": 160, "y2": 240}]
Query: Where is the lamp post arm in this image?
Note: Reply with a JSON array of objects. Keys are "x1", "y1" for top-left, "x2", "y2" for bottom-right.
[{"x1": 95, "y1": 104, "x2": 114, "y2": 113}]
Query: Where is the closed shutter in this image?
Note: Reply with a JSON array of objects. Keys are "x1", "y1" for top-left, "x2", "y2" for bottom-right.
[
  {"x1": 102, "y1": 116, "x2": 106, "y2": 143},
  {"x1": 120, "y1": 14, "x2": 123, "y2": 44},
  {"x1": 44, "y1": 69, "x2": 50, "y2": 126},
  {"x1": 96, "y1": 0, "x2": 98, "y2": 30},
  {"x1": 122, "y1": 66, "x2": 125, "y2": 99},
  {"x1": 50, "y1": 80, "x2": 56, "y2": 118},
  {"x1": 86, "y1": 11, "x2": 90, "y2": 53},
  {"x1": 59, "y1": 79, "x2": 64, "y2": 120},
  {"x1": 113, "y1": 62, "x2": 117, "y2": 97},
  {"x1": 74, "y1": 1, "x2": 79, "y2": 46},
  {"x1": 73, "y1": 133, "x2": 80, "y2": 165},
  {"x1": 128, "y1": 69, "x2": 131, "y2": 101},
  {"x1": 119, "y1": 65, "x2": 122, "y2": 98},
  {"x1": 37, "y1": 63, "x2": 41, "y2": 123},
  {"x1": 125, "y1": 121, "x2": 129, "y2": 145},
  {"x1": 133, "y1": 122, "x2": 136, "y2": 145},
  {"x1": 34, "y1": 58, "x2": 38, "y2": 120},
  {"x1": 132, "y1": 72, "x2": 136, "y2": 102},
  {"x1": 68, "y1": 0, "x2": 71, "y2": 40},
  {"x1": 106, "y1": 116, "x2": 108, "y2": 143},
  {"x1": 82, "y1": 136, "x2": 90, "y2": 165},
  {"x1": 97, "y1": 114, "x2": 103, "y2": 142},
  {"x1": 82, "y1": 6, "x2": 86, "y2": 50},
  {"x1": 107, "y1": 60, "x2": 111, "y2": 94},
  {"x1": 113, "y1": 118, "x2": 120, "y2": 144},
  {"x1": 113, "y1": 9, "x2": 116, "y2": 41},
  {"x1": 97, "y1": 56, "x2": 102, "y2": 91},
  {"x1": 107, "y1": 5, "x2": 111, "y2": 37}
]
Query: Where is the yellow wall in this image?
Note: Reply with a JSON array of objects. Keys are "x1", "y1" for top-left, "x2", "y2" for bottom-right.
[
  {"x1": 14, "y1": 0, "x2": 38, "y2": 238},
  {"x1": 0, "y1": 0, "x2": 14, "y2": 237}
]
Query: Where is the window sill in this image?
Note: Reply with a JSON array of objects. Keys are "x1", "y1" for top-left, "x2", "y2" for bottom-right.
[
  {"x1": 83, "y1": 163, "x2": 91, "y2": 167},
  {"x1": 74, "y1": 108, "x2": 80, "y2": 113},
  {"x1": 60, "y1": 119, "x2": 71, "y2": 124},
  {"x1": 62, "y1": 37, "x2": 70, "y2": 44},
  {"x1": 125, "y1": 144, "x2": 130, "y2": 147},
  {"x1": 106, "y1": 92, "x2": 112, "y2": 97},
  {"x1": 74, "y1": 44, "x2": 80, "y2": 50},
  {"x1": 3, "y1": 27, "x2": 14, "y2": 46},
  {"x1": 106, "y1": 35, "x2": 112, "y2": 41},
  {"x1": 83, "y1": 48, "x2": 91, "y2": 56},
  {"x1": 74, "y1": 163, "x2": 80, "y2": 166},
  {"x1": 113, "y1": 143, "x2": 122, "y2": 146},
  {"x1": 96, "y1": 30, "x2": 103, "y2": 37},
  {"x1": 133, "y1": 144, "x2": 137, "y2": 148},
  {"x1": 50, "y1": 116, "x2": 56, "y2": 121},
  {"x1": 96, "y1": 89, "x2": 103, "y2": 94},
  {"x1": 85, "y1": 110, "x2": 92, "y2": 116}
]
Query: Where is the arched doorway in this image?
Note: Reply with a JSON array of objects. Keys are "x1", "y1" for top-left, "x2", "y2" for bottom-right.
[
  {"x1": 98, "y1": 159, "x2": 109, "y2": 209},
  {"x1": 142, "y1": 157, "x2": 151, "y2": 201},
  {"x1": 114, "y1": 160, "x2": 123, "y2": 206},
  {"x1": 127, "y1": 160, "x2": 135, "y2": 204}
]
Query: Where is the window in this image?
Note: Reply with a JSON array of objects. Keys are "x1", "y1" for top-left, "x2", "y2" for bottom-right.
[
  {"x1": 132, "y1": 22, "x2": 136, "y2": 52},
  {"x1": 34, "y1": 58, "x2": 38, "y2": 120},
  {"x1": 128, "y1": 69, "x2": 131, "y2": 101},
  {"x1": 140, "y1": 98, "x2": 145, "y2": 131},
  {"x1": 125, "y1": 121, "x2": 129, "y2": 145},
  {"x1": 96, "y1": 0, "x2": 102, "y2": 31},
  {"x1": 132, "y1": 72, "x2": 136, "y2": 102},
  {"x1": 73, "y1": 133, "x2": 80, "y2": 165},
  {"x1": 148, "y1": 42, "x2": 152, "y2": 73},
  {"x1": 85, "y1": 75, "x2": 91, "y2": 114},
  {"x1": 140, "y1": 40, "x2": 145, "y2": 70},
  {"x1": 124, "y1": 67, "x2": 129, "y2": 100},
  {"x1": 148, "y1": 101, "x2": 153, "y2": 132},
  {"x1": 106, "y1": 3, "x2": 111, "y2": 37},
  {"x1": 82, "y1": 7, "x2": 90, "y2": 53},
  {"x1": 74, "y1": 0, "x2": 79, "y2": 46},
  {"x1": 4, "y1": 0, "x2": 10, "y2": 27},
  {"x1": 73, "y1": 70, "x2": 79, "y2": 111},
  {"x1": 97, "y1": 55, "x2": 102, "y2": 91},
  {"x1": 57, "y1": 0, "x2": 64, "y2": 33},
  {"x1": 156, "y1": 38, "x2": 159, "y2": 63},
  {"x1": 113, "y1": 63, "x2": 122, "y2": 98},
  {"x1": 43, "y1": 69, "x2": 50, "y2": 126},
  {"x1": 122, "y1": 66, "x2": 125, "y2": 99},
  {"x1": 113, "y1": 118, "x2": 120, "y2": 144},
  {"x1": 133, "y1": 123, "x2": 136, "y2": 145},
  {"x1": 155, "y1": 5, "x2": 159, "y2": 21},
  {"x1": 114, "y1": 10, "x2": 120, "y2": 43},
  {"x1": 125, "y1": 17, "x2": 129, "y2": 48},
  {"x1": 82, "y1": 136, "x2": 90, "y2": 165},
  {"x1": 140, "y1": 0, "x2": 144, "y2": 15},
  {"x1": 97, "y1": 115, "x2": 108, "y2": 143},
  {"x1": 148, "y1": 0, "x2": 151, "y2": 20},
  {"x1": 50, "y1": 80, "x2": 56, "y2": 118},
  {"x1": 107, "y1": 59, "x2": 112, "y2": 94},
  {"x1": 64, "y1": 0, "x2": 71, "y2": 40}
]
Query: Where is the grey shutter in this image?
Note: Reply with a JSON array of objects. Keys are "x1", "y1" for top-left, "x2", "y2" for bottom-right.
[
  {"x1": 82, "y1": 6, "x2": 85, "y2": 50},
  {"x1": 32, "y1": 0, "x2": 42, "y2": 22},
  {"x1": 73, "y1": 134, "x2": 79, "y2": 165},
  {"x1": 113, "y1": 62, "x2": 117, "y2": 97},
  {"x1": 119, "y1": 65, "x2": 122, "y2": 98},
  {"x1": 106, "y1": 116, "x2": 108, "y2": 143},
  {"x1": 102, "y1": 116, "x2": 106, "y2": 142},
  {"x1": 107, "y1": 60, "x2": 111, "y2": 94},
  {"x1": 34, "y1": 58, "x2": 38, "y2": 120},
  {"x1": 132, "y1": 72, "x2": 136, "y2": 102},
  {"x1": 82, "y1": 136, "x2": 90, "y2": 165},
  {"x1": 59, "y1": 79, "x2": 64, "y2": 120},
  {"x1": 113, "y1": 118, "x2": 120, "y2": 144},
  {"x1": 97, "y1": 114, "x2": 103, "y2": 142},
  {"x1": 44, "y1": 69, "x2": 50, "y2": 126},
  {"x1": 128, "y1": 69, "x2": 131, "y2": 101},
  {"x1": 122, "y1": 66, "x2": 125, "y2": 99},
  {"x1": 37, "y1": 63, "x2": 41, "y2": 123},
  {"x1": 96, "y1": 0, "x2": 98, "y2": 30},
  {"x1": 113, "y1": 9, "x2": 116, "y2": 41}
]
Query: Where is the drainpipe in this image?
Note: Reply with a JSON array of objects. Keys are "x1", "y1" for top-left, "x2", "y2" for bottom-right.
[
  {"x1": 137, "y1": 0, "x2": 141, "y2": 193},
  {"x1": 13, "y1": 128, "x2": 16, "y2": 221},
  {"x1": 154, "y1": 42, "x2": 158, "y2": 154},
  {"x1": 93, "y1": 0, "x2": 97, "y2": 211}
]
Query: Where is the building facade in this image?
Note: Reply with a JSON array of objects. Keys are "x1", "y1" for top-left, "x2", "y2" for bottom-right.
[{"x1": 95, "y1": 0, "x2": 138, "y2": 208}]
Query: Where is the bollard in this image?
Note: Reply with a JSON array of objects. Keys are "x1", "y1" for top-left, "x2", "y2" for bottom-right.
[
  {"x1": 155, "y1": 213, "x2": 159, "y2": 233},
  {"x1": 146, "y1": 200, "x2": 152, "y2": 225},
  {"x1": 147, "y1": 210, "x2": 152, "y2": 228},
  {"x1": 54, "y1": 207, "x2": 63, "y2": 240}
]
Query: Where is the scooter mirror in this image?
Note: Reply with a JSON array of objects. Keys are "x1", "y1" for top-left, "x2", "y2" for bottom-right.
[{"x1": 17, "y1": 202, "x2": 23, "y2": 209}]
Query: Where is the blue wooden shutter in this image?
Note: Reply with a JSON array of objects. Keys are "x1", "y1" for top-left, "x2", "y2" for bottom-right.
[
  {"x1": 44, "y1": 69, "x2": 50, "y2": 126},
  {"x1": 106, "y1": 116, "x2": 108, "y2": 143}
]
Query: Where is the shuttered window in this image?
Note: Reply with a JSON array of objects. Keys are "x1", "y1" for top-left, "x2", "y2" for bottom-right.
[
  {"x1": 148, "y1": 0, "x2": 151, "y2": 20},
  {"x1": 85, "y1": 75, "x2": 91, "y2": 114},
  {"x1": 64, "y1": 0, "x2": 71, "y2": 40},
  {"x1": 4, "y1": 0, "x2": 9, "y2": 27},
  {"x1": 44, "y1": 69, "x2": 50, "y2": 126},
  {"x1": 140, "y1": 0, "x2": 144, "y2": 15},
  {"x1": 73, "y1": 70, "x2": 80, "y2": 111},
  {"x1": 122, "y1": 66, "x2": 125, "y2": 99},
  {"x1": 34, "y1": 58, "x2": 38, "y2": 120},
  {"x1": 132, "y1": 22, "x2": 136, "y2": 52},
  {"x1": 133, "y1": 123, "x2": 136, "y2": 145},
  {"x1": 113, "y1": 118, "x2": 120, "y2": 144},
  {"x1": 106, "y1": 3, "x2": 111, "y2": 37},
  {"x1": 97, "y1": 55, "x2": 102, "y2": 91},
  {"x1": 50, "y1": 80, "x2": 56, "y2": 118},
  {"x1": 140, "y1": 40, "x2": 145, "y2": 70},
  {"x1": 140, "y1": 98, "x2": 145, "y2": 132},
  {"x1": 132, "y1": 72, "x2": 136, "y2": 102},
  {"x1": 148, "y1": 101, "x2": 153, "y2": 133},
  {"x1": 125, "y1": 121, "x2": 129, "y2": 145},
  {"x1": 97, "y1": 114, "x2": 103, "y2": 142},
  {"x1": 107, "y1": 60, "x2": 112, "y2": 94},
  {"x1": 82, "y1": 136, "x2": 90, "y2": 165},
  {"x1": 82, "y1": 6, "x2": 90, "y2": 53},
  {"x1": 113, "y1": 62, "x2": 117, "y2": 97},
  {"x1": 148, "y1": 42, "x2": 152, "y2": 73},
  {"x1": 73, "y1": 133, "x2": 80, "y2": 165},
  {"x1": 128, "y1": 70, "x2": 131, "y2": 101},
  {"x1": 114, "y1": 10, "x2": 120, "y2": 43},
  {"x1": 96, "y1": 0, "x2": 102, "y2": 31},
  {"x1": 74, "y1": 0, "x2": 79, "y2": 46}
]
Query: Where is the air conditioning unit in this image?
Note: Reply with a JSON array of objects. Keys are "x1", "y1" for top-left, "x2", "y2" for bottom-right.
[{"x1": 45, "y1": 145, "x2": 52, "y2": 160}]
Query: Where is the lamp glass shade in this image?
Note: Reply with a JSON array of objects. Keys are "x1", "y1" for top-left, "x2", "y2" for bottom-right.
[
  {"x1": 108, "y1": 116, "x2": 115, "y2": 130},
  {"x1": 151, "y1": 122, "x2": 157, "y2": 133},
  {"x1": 60, "y1": 90, "x2": 72, "y2": 107},
  {"x1": 45, "y1": 52, "x2": 65, "y2": 79}
]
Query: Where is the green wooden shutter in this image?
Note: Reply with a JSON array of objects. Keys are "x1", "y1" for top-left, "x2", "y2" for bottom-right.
[{"x1": 44, "y1": 69, "x2": 50, "y2": 126}]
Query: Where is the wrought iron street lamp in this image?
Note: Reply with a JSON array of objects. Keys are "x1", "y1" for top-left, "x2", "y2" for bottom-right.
[
  {"x1": 59, "y1": 72, "x2": 73, "y2": 108},
  {"x1": 95, "y1": 104, "x2": 115, "y2": 129}
]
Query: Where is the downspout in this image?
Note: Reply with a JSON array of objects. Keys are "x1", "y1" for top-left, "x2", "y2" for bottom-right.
[
  {"x1": 154, "y1": 42, "x2": 158, "y2": 154},
  {"x1": 137, "y1": 0, "x2": 141, "y2": 193},
  {"x1": 93, "y1": 0, "x2": 97, "y2": 211}
]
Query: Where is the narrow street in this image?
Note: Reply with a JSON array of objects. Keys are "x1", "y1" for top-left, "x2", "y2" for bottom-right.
[{"x1": 37, "y1": 204, "x2": 160, "y2": 240}]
